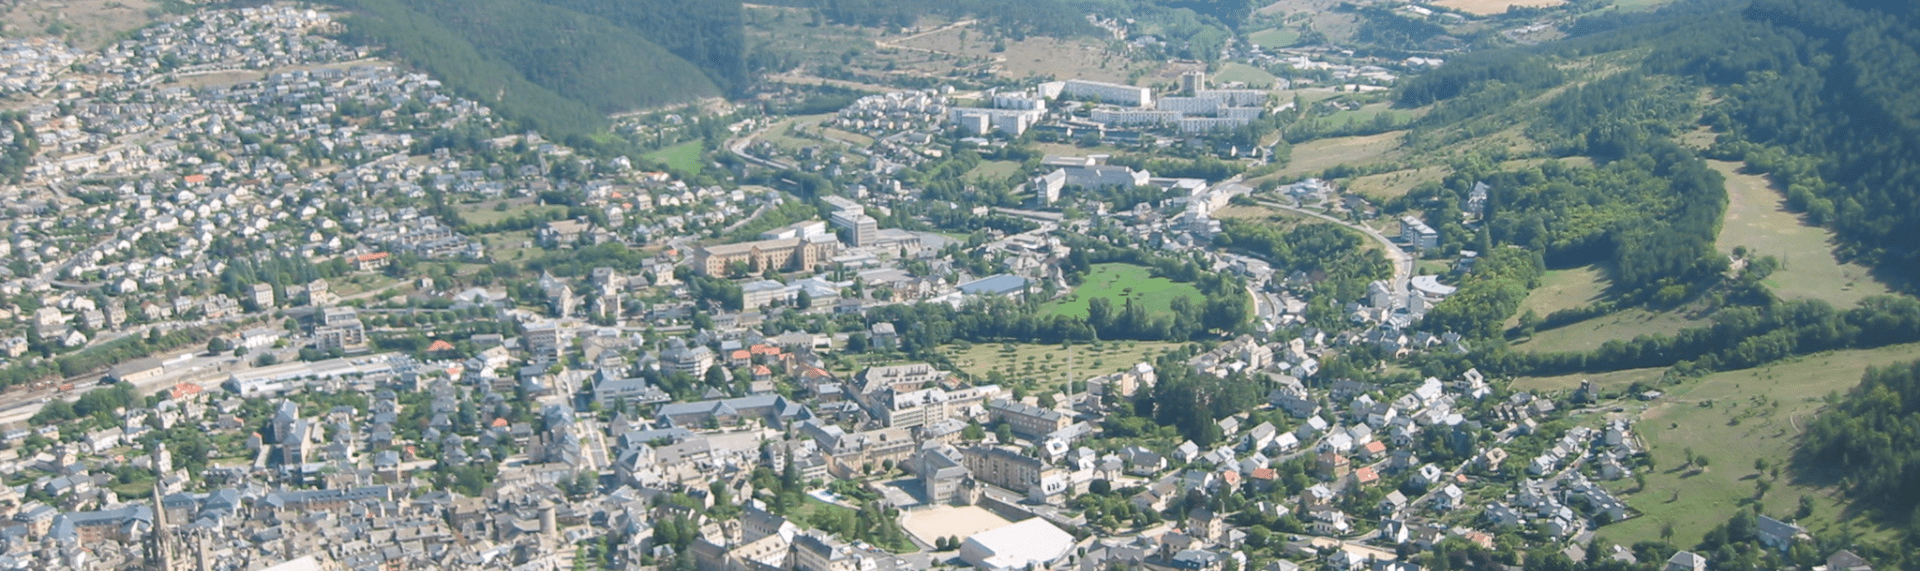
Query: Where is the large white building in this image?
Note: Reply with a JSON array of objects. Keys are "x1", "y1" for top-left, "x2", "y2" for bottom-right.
[
  {"x1": 1030, "y1": 159, "x2": 1152, "y2": 204},
  {"x1": 960, "y1": 518, "x2": 1076, "y2": 571},
  {"x1": 1060, "y1": 79, "x2": 1153, "y2": 107},
  {"x1": 950, "y1": 108, "x2": 1042, "y2": 136}
]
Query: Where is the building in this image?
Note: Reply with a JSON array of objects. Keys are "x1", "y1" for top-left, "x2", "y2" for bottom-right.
[
  {"x1": 250, "y1": 283, "x2": 276, "y2": 308},
  {"x1": 988, "y1": 399, "x2": 1070, "y2": 438},
  {"x1": 591, "y1": 374, "x2": 672, "y2": 407},
  {"x1": 741, "y1": 280, "x2": 798, "y2": 310},
  {"x1": 692, "y1": 235, "x2": 838, "y2": 276},
  {"x1": 1400, "y1": 215, "x2": 1438, "y2": 250},
  {"x1": 1061, "y1": 79, "x2": 1152, "y2": 107},
  {"x1": 1665, "y1": 551, "x2": 1707, "y2": 571},
  {"x1": 957, "y1": 275, "x2": 1030, "y2": 296},
  {"x1": 1757, "y1": 515, "x2": 1809, "y2": 550},
  {"x1": 1029, "y1": 160, "x2": 1152, "y2": 204},
  {"x1": 961, "y1": 446, "x2": 1067, "y2": 501},
  {"x1": 914, "y1": 442, "x2": 972, "y2": 505},
  {"x1": 312, "y1": 307, "x2": 367, "y2": 352},
  {"x1": 829, "y1": 209, "x2": 879, "y2": 248},
  {"x1": 537, "y1": 219, "x2": 592, "y2": 247},
  {"x1": 660, "y1": 338, "x2": 715, "y2": 376},
  {"x1": 654, "y1": 394, "x2": 813, "y2": 429},
  {"x1": 950, "y1": 107, "x2": 1043, "y2": 136},
  {"x1": 108, "y1": 357, "x2": 168, "y2": 384},
  {"x1": 524, "y1": 323, "x2": 562, "y2": 359},
  {"x1": 1182, "y1": 70, "x2": 1207, "y2": 94},
  {"x1": 960, "y1": 518, "x2": 1076, "y2": 571}
]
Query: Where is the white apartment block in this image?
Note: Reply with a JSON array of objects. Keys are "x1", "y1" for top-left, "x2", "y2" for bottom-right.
[{"x1": 1061, "y1": 80, "x2": 1153, "y2": 107}]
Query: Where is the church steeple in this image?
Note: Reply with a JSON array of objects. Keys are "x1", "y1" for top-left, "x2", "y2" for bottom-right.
[{"x1": 147, "y1": 444, "x2": 181, "y2": 571}]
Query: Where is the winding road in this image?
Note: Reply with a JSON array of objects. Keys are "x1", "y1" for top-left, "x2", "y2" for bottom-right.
[{"x1": 1257, "y1": 197, "x2": 1414, "y2": 296}]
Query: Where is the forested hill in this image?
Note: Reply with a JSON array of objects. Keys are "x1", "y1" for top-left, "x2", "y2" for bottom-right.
[
  {"x1": 1653, "y1": 0, "x2": 1920, "y2": 285},
  {"x1": 322, "y1": 0, "x2": 743, "y2": 136}
]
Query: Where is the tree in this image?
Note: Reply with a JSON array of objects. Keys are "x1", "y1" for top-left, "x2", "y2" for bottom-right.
[
  {"x1": 795, "y1": 289, "x2": 812, "y2": 310},
  {"x1": 962, "y1": 421, "x2": 986, "y2": 441},
  {"x1": 207, "y1": 337, "x2": 230, "y2": 354}
]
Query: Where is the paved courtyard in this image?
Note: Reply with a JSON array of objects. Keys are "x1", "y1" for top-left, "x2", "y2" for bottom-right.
[{"x1": 900, "y1": 505, "x2": 1014, "y2": 545}]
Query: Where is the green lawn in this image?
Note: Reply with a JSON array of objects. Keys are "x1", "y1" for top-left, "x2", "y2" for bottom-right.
[
  {"x1": 941, "y1": 340, "x2": 1185, "y2": 389},
  {"x1": 1709, "y1": 160, "x2": 1891, "y2": 307},
  {"x1": 1212, "y1": 62, "x2": 1280, "y2": 89},
  {"x1": 966, "y1": 160, "x2": 1023, "y2": 183},
  {"x1": 1323, "y1": 103, "x2": 1414, "y2": 128},
  {"x1": 457, "y1": 202, "x2": 566, "y2": 226},
  {"x1": 1596, "y1": 343, "x2": 1920, "y2": 549},
  {"x1": 1247, "y1": 28, "x2": 1301, "y2": 49},
  {"x1": 1042, "y1": 264, "x2": 1204, "y2": 319},
  {"x1": 644, "y1": 141, "x2": 704, "y2": 173}
]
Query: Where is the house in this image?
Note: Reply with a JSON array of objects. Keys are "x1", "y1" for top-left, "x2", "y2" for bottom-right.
[
  {"x1": 1757, "y1": 515, "x2": 1809, "y2": 551},
  {"x1": 1432, "y1": 484, "x2": 1464, "y2": 511},
  {"x1": 1665, "y1": 551, "x2": 1707, "y2": 571},
  {"x1": 1378, "y1": 491, "x2": 1407, "y2": 516},
  {"x1": 1827, "y1": 550, "x2": 1872, "y2": 571},
  {"x1": 1484, "y1": 502, "x2": 1524, "y2": 529}
]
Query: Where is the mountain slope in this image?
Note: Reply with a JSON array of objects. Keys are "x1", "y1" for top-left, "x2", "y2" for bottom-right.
[{"x1": 328, "y1": 0, "x2": 731, "y2": 135}]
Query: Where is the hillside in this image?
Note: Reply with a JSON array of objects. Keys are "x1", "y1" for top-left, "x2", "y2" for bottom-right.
[{"x1": 324, "y1": 0, "x2": 738, "y2": 136}]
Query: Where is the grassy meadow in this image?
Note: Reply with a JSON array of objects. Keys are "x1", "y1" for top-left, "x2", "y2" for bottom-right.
[{"x1": 1042, "y1": 263, "x2": 1204, "y2": 319}]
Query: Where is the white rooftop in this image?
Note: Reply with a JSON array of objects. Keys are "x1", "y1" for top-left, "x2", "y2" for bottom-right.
[{"x1": 960, "y1": 518, "x2": 1076, "y2": 571}]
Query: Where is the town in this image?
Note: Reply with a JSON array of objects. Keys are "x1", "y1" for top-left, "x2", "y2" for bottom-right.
[{"x1": 0, "y1": 3, "x2": 1888, "y2": 571}]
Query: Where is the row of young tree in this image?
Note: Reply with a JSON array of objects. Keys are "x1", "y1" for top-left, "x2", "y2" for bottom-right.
[{"x1": 1457, "y1": 295, "x2": 1920, "y2": 378}]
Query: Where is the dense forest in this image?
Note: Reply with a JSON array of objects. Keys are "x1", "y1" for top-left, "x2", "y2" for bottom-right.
[
  {"x1": 1651, "y1": 0, "x2": 1920, "y2": 285},
  {"x1": 1402, "y1": 0, "x2": 1920, "y2": 286},
  {"x1": 1798, "y1": 360, "x2": 1920, "y2": 529},
  {"x1": 322, "y1": 0, "x2": 737, "y2": 136}
]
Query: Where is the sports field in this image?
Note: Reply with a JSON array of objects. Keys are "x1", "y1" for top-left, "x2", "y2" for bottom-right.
[
  {"x1": 644, "y1": 141, "x2": 703, "y2": 173},
  {"x1": 901, "y1": 506, "x2": 1012, "y2": 547},
  {"x1": 1042, "y1": 264, "x2": 1203, "y2": 319}
]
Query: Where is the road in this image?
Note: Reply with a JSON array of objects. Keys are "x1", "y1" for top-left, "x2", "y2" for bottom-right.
[
  {"x1": 873, "y1": 19, "x2": 980, "y2": 55},
  {"x1": 726, "y1": 120, "x2": 797, "y2": 172},
  {"x1": 1257, "y1": 198, "x2": 1414, "y2": 296}
]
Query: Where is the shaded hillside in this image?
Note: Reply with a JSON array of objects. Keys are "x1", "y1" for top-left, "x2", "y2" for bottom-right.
[
  {"x1": 326, "y1": 0, "x2": 731, "y2": 136},
  {"x1": 531, "y1": 0, "x2": 748, "y2": 93},
  {"x1": 1650, "y1": 0, "x2": 1920, "y2": 286}
]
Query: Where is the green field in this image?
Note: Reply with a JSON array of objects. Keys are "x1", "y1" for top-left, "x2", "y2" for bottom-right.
[
  {"x1": 457, "y1": 202, "x2": 566, "y2": 226},
  {"x1": 1517, "y1": 308, "x2": 1707, "y2": 354},
  {"x1": 1596, "y1": 343, "x2": 1920, "y2": 548},
  {"x1": 1344, "y1": 165, "x2": 1450, "y2": 200},
  {"x1": 1710, "y1": 160, "x2": 1891, "y2": 307},
  {"x1": 966, "y1": 160, "x2": 1023, "y2": 182},
  {"x1": 941, "y1": 340, "x2": 1185, "y2": 389},
  {"x1": 1042, "y1": 263, "x2": 1204, "y2": 319},
  {"x1": 1261, "y1": 130, "x2": 1408, "y2": 178},
  {"x1": 1509, "y1": 264, "x2": 1610, "y2": 328},
  {"x1": 644, "y1": 141, "x2": 704, "y2": 173},
  {"x1": 1212, "y1": 63, "x2": 1280, "y2": 89},
  {"x1": 1323, "y1": 103, "x2": 1415, "y2": 128},
  {"x1": 1247, "y1": 28, "x2": 1301, "y2": 49},
  {"x1": 1510, "y1": 366, "x2": 1665, "y2": 393}
]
